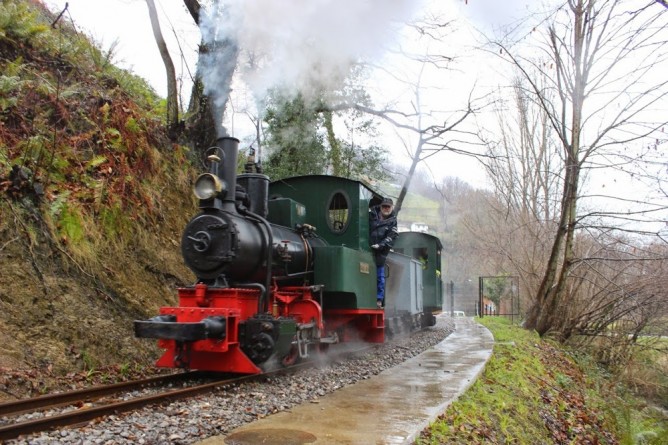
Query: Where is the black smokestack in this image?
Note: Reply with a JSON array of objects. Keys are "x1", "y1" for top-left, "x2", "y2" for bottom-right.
[{"x1": 217, "y1": 136, "x2": 239, "y2": 210}]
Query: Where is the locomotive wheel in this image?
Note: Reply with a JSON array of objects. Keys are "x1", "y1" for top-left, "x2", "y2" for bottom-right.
[
  {"x1": 281, "y1": 344, "x2": 299, "y2": 367},
  {"x1": 245, "y1": 332, "x2": 275, "y2": 364}
]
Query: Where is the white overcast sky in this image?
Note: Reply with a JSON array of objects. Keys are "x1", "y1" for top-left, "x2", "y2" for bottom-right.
[
  {"x1": 44, "y1": 0, "x2": 200, "y2": 95},
  {"x1": 43, "y1": 0, "x2": 531, "y2": 96},
  {"x1": 41, "y1": 0, "x2": 537, "y2": 190}
]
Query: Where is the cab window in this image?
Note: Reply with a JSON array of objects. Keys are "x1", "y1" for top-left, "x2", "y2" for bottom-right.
[{"x1": 327, "y1": 191, "x2": 350, "y2": 233}]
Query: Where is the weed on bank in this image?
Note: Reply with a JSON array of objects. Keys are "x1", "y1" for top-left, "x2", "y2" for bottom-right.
[{"x1": 416, "y1": 317, "x2": 667, "y2": 444}]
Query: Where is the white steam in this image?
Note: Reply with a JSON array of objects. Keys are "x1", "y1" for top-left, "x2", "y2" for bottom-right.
[{"x1": 199, "y1": 0, "x2": 424, "y2": 116}]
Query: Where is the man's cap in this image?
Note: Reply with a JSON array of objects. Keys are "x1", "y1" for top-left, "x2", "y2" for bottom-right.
[{"x1": 381, "y1": 198, "x2": 393, "y2": 206}]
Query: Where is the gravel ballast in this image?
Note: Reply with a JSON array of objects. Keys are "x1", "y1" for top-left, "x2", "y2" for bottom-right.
[{"x1": 10, "y1": 317, "x2": 455, "y2": 445}]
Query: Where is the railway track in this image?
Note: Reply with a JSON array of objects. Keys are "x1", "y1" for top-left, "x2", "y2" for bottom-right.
[
  {"x1": 0, "y1": 371, "x2": 242, "y2": 441},
  {"x1": 0, "y1": 344, "x2": 373, "y2": 442}
]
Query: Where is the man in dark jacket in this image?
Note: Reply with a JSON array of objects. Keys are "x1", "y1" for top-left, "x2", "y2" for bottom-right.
[{"x1": 369, "y1": 197, "x2": 398, "y2": 308}]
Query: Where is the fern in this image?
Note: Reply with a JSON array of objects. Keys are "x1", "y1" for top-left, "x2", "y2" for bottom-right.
[
  {"x1": 0, "y1": 1, "x2": 46, "y2": 43},
  {"x1": 59, "y1": 203, "x2": 84, "y2": 243},
  {"x1": 125, "y1": 117, "x2": 141, "y2": 134},
  {"x1": 85, "y1": 155, "x2": 108, "y2": 171},
  {"x1": 105, "y1": 127, "x2": 123, "y2": 151},
  {"x1": 0, "y1": 75, "x2": 22, "y2": 111},
  {"x1": 48, "y1": 190, "x2": 70, "y2": 219}
]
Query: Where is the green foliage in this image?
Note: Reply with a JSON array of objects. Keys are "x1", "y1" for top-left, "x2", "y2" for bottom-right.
[
  {"x1": 118, "y1": 363, "x2": 131, "y2": 378},
  {"x1": 0, "y1": 0, "x2": 160, "y2": 114},
  {"x1": 262, "y1": 81, "x2": 389, "y2": 182},
  {"x1": 84, "y1": 155, "x2": 108, "y2": 171},
  {"x1": 153, "y1": 97, "x2": 168, "y2": 124},
  {"x1": 0, "y1": 145, "x2": 8, "y2": 169},
  {"x1": 263, "y1": 92, "x2": 327, "y2": 179},
  {"x1": 338, "y1": 139, "x2": 388, "y2": 182},
  {"x1": 0, "y1": 0, "x2": 201, "y2": 381},
  {"x1": 481, "y1": 275, "x2": 513, "y2": 305},
  {"x1": 106, "y1": 66, "x2": 160, "y2": 111},
  {"x1": 80, "y1": 350, "x2": 97, "y2": 375},
  {"x1": 88, "y1": 38, "x2": 118, "y2": 72},
  {"x1": 125, "y1": 116, "x2": 141, "y2": 134},
  {"x1": 616, "y1": 337, "x2": 668, "y2": 415},
  {"x1": 105, "y1": 127, "x2": 123, "y2": 150},
  {"x1": 58, "y1": 203, "x2": 84, "y2": 243},
  {"x1": 555, "y1": 372, "x2": 574, "y2": 389},
  {"x1": 0, "y1": 75, "x2": 22, "y2": 111},
  {"x1": 33, "y1": 72, "x2": 57, "y2": 96},
  {"x1": 24, "y1": 134, "x2": 48, "y2": 159},
  {"x1": 334, "y1": 97, "x2": 388, "y2": 182},
  {"x1": 48, "y1": 190, "x2": 70, "y2": 219},
  {"x1": 0, "y1": 1, "x2": 48, "y2": 43},
  {"x1": 0, "y1": 0, "x2": 169, "y2": 251}
]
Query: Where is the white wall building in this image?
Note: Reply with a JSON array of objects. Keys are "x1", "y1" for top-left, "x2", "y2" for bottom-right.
[{"x1": 410, "y1": 222, "x2": 428, "y2": 233}]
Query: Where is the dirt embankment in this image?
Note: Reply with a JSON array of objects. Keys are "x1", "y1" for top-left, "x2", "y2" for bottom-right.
[
  {"x1": 0, "y1": 189, "x2": 197, "y2": 400},
  {"x1": 0, "y1": 0, "x2": 201, "y2": 400}
]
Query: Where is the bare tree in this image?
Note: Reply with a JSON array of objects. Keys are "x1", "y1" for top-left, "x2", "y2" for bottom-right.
[
  {"x1": 560, "y1": 234, "x2": 668, "y2": 358},
  {"x1": 484, "y1": 76, "x2": 562, "y2": 223},
  {"x1": 469, "y1": 74, "x2": 565, "y2": 312},
  {"x1": 145, "y1": 0, "x2": 179, "y2": 134},
  {"x1": 326, "y1": 15, "x2": 487, "y2": 213},
  {"x1": 496, "y1": 0, "x2": 668, "y2": 336}
]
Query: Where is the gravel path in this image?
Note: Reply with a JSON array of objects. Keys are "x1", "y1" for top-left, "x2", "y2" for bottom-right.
[{"x1": 10, "y1": 317, "x2": 455, "y2": 445}]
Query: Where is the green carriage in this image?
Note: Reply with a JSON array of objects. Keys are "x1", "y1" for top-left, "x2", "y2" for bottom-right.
[{"x1": 393, "y1": 232, "x2": 444, "y2": 313}]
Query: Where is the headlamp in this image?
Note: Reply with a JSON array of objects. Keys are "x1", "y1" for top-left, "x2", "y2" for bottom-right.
[{"x1": 193, "y1": 173, "x2": 223, "y2": 200}]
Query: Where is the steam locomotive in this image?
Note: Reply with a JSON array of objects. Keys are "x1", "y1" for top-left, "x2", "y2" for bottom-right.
[{"x1": 134, "y1": 137, "x2": 443, "y2": 374}]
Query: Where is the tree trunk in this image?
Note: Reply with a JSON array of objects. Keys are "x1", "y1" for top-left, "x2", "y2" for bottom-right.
[
  {"x1": 524, "y1": 0, "x2": 588, "y2": 336},
  {"x1": 323, "y1": 110, "x2": 342, "y2": 175},
  {"x1": 183, "y1": 0, "x2": 239, "y2": 162},
  {"x1": 145, "y1": 0, "x2": 179, "y2": 136},
  {"x1": 183, "y1": 0, "x2": 201, "y2": 24},
  {"x1": 526, "y1": 156, "x2": 580, "y2": 335},
  {"x1": 395, "y1": 137, "x2": 424, "y2": 214},
  {"x1": 186, "y1": 65, "x2": 219, "y2": 162}
]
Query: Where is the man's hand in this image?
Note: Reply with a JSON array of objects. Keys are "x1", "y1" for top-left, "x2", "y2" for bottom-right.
[{"x1": 371, "y1": 244, "x2": 380, "y2": 250}]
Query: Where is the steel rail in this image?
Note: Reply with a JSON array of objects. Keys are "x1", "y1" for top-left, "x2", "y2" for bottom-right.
[
  {"x1": 0, "y1": 371, "x2": 201, "y2": 417},
  {"x1": 0, "y1": 344, "x2": 374, "y2": 441},
  {"x1": 0, "y1": 372, "x2": 245, "y2": 442}
]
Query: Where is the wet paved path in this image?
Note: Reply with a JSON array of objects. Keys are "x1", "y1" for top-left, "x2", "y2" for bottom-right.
[{"x1": 197, "y1": 316, "x2": 494, "y2": 445}]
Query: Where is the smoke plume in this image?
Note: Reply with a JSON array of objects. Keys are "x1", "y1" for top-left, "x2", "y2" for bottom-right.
[{"x1": 198, "y1": 0, "x2": 424, "y2": 127}]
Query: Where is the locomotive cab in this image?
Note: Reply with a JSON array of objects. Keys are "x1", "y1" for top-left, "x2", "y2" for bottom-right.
[{"x1": 269, "y1": 177, "x2": 387, "y2": 308}]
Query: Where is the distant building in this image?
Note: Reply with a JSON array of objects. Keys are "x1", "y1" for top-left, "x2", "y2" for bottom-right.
[
  {"x1": 410, "y1": 222, "x2": 428, "y2": 233},
  {"x1": 482, "y1": 297, "x2": 497, "y2": 316}
]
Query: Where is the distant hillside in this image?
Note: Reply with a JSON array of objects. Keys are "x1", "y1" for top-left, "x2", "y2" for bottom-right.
[
  {"x1": 0, "y1": 0, "x2": 196, "y2": 386},
  {"x1": 399, "y1": 194, "x2": 443, "y2": 234},
  {"x1": 382, "y1": 183, "x2": 445, "y2": 236}
]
